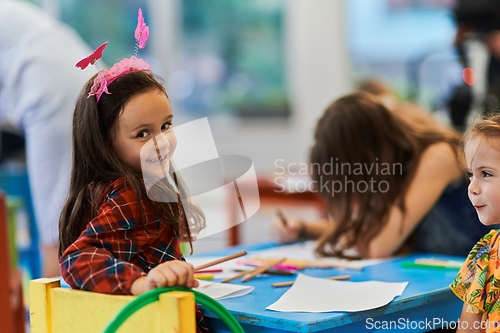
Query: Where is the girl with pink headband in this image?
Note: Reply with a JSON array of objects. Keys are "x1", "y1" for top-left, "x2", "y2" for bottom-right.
[{"x1": 58, "y1": 9, "x2": 209, "y2": 332}]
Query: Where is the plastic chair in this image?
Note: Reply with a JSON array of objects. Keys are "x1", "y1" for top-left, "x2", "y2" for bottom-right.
[
  {"x1": 30, "y1": 278, "x2": 199, "y2": 333},
  {"x1": 30, "y1": 278, "x2": 246, "y2": 333},
  {"x1": 0, "y1": 191, "x2": 26, "y2": 333},
  {"x1": 104, "y1": 287, "x2": 244, "y2": 333}
]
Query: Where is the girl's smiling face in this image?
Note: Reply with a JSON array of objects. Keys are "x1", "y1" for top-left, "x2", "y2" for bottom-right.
[
  {"x1": 465, "y1": 135, "x2": 500, "y2": 225},
  {"x1": 113, "y1": 89, "x2": 177, "y2": 179}
]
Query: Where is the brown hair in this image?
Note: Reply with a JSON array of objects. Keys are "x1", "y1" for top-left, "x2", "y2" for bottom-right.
[
  {"x1": 310, "y1": 92, "x2": 461, "y2": 257},
  {"x1": 460, "y1": 114, "x2": 500, "y2": 167},
  {"x1": 357, "y1": 80, "x2": 392, "y2": 96},
  {"x1": 59, "y1": 70, "x2": 205, "y2": 257}
]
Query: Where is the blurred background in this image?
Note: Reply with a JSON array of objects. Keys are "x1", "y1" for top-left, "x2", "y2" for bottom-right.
[
  {"x1": 44, "y1": 0, "x2": 468, "y2": 169},
  {"x1": 2, "y1": 0, "x2": 495, "y2": 262}
]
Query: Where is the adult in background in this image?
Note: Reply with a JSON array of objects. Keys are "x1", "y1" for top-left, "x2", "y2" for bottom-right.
[
  {"x1": 271, "y1": 92, "x2": 497, "y2": 258},
  {"x1": 0, "y1": 0, "x2": 97, "y2": 277}
]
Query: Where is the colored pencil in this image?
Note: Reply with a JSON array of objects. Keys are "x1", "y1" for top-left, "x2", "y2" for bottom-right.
[
  {"x1": 414, "y1": 258, "x2": 463, "y2": 268},
  {"x1": 233, "y1": 268, "x2": 296, "y2": 276},
  {"x1": 401, "y1": 262, "x2": 460, "y2": 270},
  {"x1": 275, "y1": 208, "x2": 287, "y2": 227},
  {"x1": 222, "y1": 258, "x2": 287, "y2": 283},
  {"x1": 252, "y1": 258, "x2": 362, "y2": 270},
  {"x1": 236, "y1": 259, "x2": 303, "y2": 271},
  {"x1": 222, "y1": 270, "x2": 254, "y2": 283},
  {"x1": 193, "y1": 274, "x2": 214, "y2": 280},
  {"x1": 193, "y1": 250, "x2": 247, "y2": 272},
  {"x1": 241, "y1": 258, "x2": 287, "y2": 282},
  {"x1": 195, "y1": 269, "x2": 223, "y2": 274},
  {"x1": 272, "y1": 275, "x2": 351, "y2": 288}
]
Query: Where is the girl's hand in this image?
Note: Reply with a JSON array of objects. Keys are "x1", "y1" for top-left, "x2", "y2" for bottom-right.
[
  {"x1": 130, "y1": 260, "x2": 200, "y2": 295},
  {"x1": 270, "y1": 216, "x2": 304, "y2": 244}
]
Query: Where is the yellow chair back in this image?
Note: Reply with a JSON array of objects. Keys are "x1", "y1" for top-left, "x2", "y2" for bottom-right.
[{"x1": 29, "y1": 278, "x2": 196, "y2": 333}]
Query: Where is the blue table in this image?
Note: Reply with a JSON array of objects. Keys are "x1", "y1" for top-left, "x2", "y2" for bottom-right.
[{"x1": 194, "y1": 243, "x2": 464, "y2": 332}]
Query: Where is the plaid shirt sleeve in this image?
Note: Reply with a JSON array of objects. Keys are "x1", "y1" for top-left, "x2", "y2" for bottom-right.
[
  {"x1": 60, "y1": 178, "x2": 211, "y2": 332},
  {"x1": 60, "y1": 179, "x2": 150, "y2": 295}
]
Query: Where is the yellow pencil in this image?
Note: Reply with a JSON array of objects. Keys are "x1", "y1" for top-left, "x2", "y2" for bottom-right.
[{"x1": 194, "y1": 274, "x2": 214, "y2": 280}]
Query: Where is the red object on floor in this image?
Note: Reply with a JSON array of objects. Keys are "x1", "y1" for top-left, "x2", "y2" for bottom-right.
[{"x1": 0, "y1": 191, "x2": 26, "y2": 333}]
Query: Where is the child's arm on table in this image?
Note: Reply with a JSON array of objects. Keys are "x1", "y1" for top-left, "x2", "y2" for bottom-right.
[
  {"x1": 457, "y1": 303, "x2": 482, "y2": 333},
  {"x1": 61, "y1": 225, "x2": 196, "y2": 295},
  {"x1": 60, "y1": 188, "x2": 193, "y2": 295},
  {"x1": 130, "y1": 260, "x2": 199, "y2": 295},
  {"x1": 270, "y1": 216, "x2": 329, "y2": 244}
]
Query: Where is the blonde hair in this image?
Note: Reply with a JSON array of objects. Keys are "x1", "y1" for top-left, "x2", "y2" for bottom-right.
[{"x1": 460, "y1": 114, "x2": 500, "y2": 168}]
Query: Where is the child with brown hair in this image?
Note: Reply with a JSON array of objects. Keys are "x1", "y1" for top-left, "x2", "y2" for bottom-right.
[
  {"x1": 58, "y1": 10, "x2": 208, "y2": 332},
  {"x1": 271, "y1": 92, "x2": 496, "y2": 259}
]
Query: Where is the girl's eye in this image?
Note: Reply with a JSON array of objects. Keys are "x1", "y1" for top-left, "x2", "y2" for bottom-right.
[
  {"x1": 161, "y1": 122, "x2": 172, "y2": 131},
  {"x1": 483, "y1": 171, "x2": 492, "y2": 178},
  {"x1": 137, "y1": 130, "x2": 149, "y2": 138},
  {"x1": 466, "y1": 171, "x2": 473, "y2": 180}
]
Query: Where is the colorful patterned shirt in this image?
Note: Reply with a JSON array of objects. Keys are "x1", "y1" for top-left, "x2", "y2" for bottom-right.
[
  {"x1": 450, "y1": 230, "x2": 500, "y2": 333},
  {"x1": 60, "y1": 177, "x2": 209, "y2": 332}
]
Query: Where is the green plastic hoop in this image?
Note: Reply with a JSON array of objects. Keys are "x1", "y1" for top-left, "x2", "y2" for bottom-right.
[{"x1": 102, "y1": 287, "x2": 245, "y2": 333}]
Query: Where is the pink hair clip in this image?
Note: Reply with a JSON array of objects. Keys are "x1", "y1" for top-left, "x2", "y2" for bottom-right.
[
  {"x1": 135, "y1": 9, "x2": 149, "y2": 50},
  {"x1": 75, "y1": 42, "x2": 108, "y2": 70},
  {"x1": 75, "y1": 8, "x2": 151, "y2": 102},
  {"x1": 88, "y1": 56, "x2": 151, "y2": 102}
]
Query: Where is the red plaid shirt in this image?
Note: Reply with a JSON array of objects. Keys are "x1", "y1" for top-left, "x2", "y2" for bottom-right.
[{"x1": 60, "y1": 177, "x2": 209, "y2": 332}]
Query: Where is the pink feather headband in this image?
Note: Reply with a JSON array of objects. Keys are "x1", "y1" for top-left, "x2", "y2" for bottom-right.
[
  {"x1": 88, "y1": 56, "x2": 150, "y2": 102},
  {"x1": 76, "y1": 8, "x2": 150, "y2": 103}
]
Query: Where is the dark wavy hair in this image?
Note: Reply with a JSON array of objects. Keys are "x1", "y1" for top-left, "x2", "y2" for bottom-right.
[
  {"x1": 310, "y1": 93, "x2": 461, "y2": 257},
  {"x1": 59, "y1": 70, "x2": 205, "y2": 257}
]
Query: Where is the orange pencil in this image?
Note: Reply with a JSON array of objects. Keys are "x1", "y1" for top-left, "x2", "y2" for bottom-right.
[
  {"x1": 241, "y1": 258, "x2": 287, "y2": 282},
  {"x1": 193, "y1": 250, "x2": 247, "y2": 272}
]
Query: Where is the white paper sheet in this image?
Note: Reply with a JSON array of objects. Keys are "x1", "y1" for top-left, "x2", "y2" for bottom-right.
[
  {"x1": 251, "y1": 241, "x2": 396, "y2": 269},
  {"x1": 194, "y1": 280, "x2": 254, "y2": 300},
  {"x1": 266, "y1": 274, "x2": 408, "y2": 312}
]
